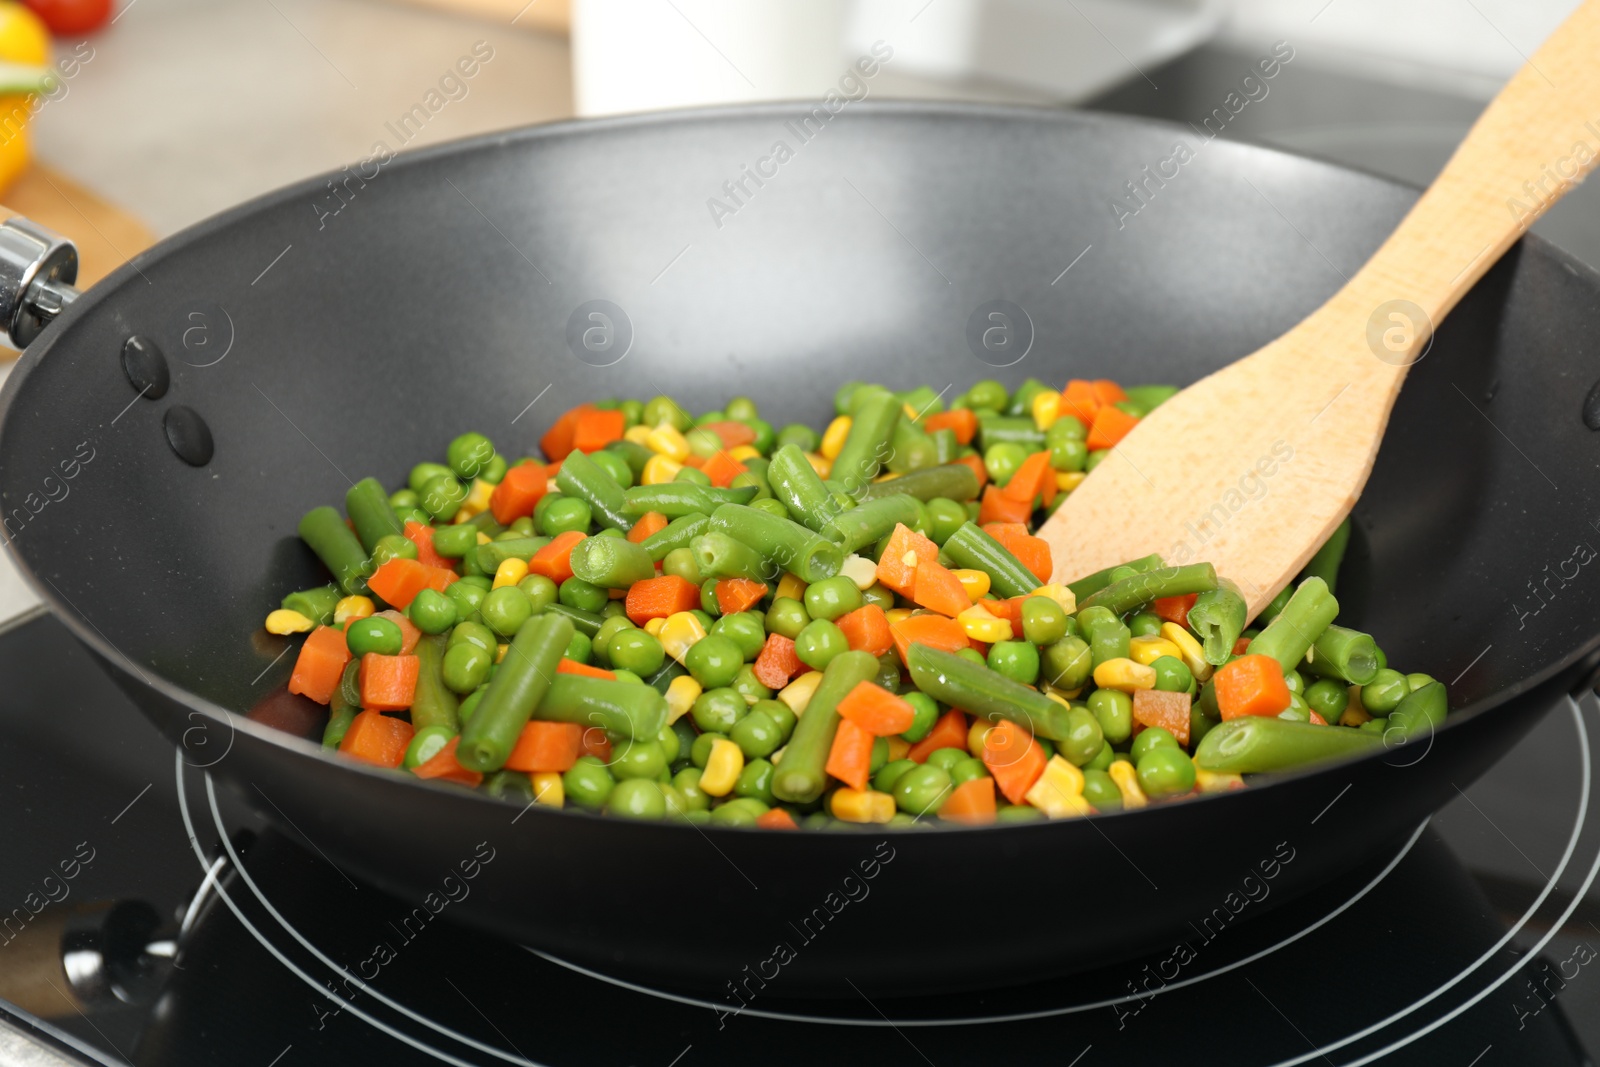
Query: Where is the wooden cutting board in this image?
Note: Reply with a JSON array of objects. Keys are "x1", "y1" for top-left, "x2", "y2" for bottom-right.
[
  {"x1": 5, "y1": 163, "x2": 156, "y2": 292},
  {"x1": 375, "y1": 0, "x2": 570, "y2": 34}
]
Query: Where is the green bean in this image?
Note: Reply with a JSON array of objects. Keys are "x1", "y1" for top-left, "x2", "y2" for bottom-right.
[
  {"x1": 707, "y1": 504, "x2": 842, "y2": 583},
  {"x1": 605, "y1": 439, "x2": 654, "y2": 480},
  {"x1": 1065, "y1": 553, "x2": 1164, "y2": 603},
  {"x1": 690, "y1": 531, "x2": 775, "y2": 582},
  {"x1": 907, "y1": 645, "x2": 1074, "y2": 741},
  {"x1": 886, "y1": 418, "x2": 939, "y2": 474},
  {"x1": 570, "y1": 535, "x2": 656, "y2": 589},
  {"x1": 646, "y1": 657, "x2": 688, "y2": 694},
  {"x1": 473, "y1": 537, "x2": 550, "y2": 575},
  {"x1": 282, "y1": 585, "x2": 340, "y2": 626},
  {"x1": 638, "y1": 512, "x2": 709, "y2": 561},
  {"x1": 457, "y1": 614, "x2": 571, "y2": 772},
  {"x1": 1257, "y1": 585, "x2": 1293, "y2": 625},
  {"x1": 1194, "y1": 716, "x2": 1383, "y2": 774},
  {"x1": 1122, "y1": 385, "x2": 1179, "y2": 411},
  {"x1": 410, "y1": 635, "x2": 460, "y2": 732},
  {"x1": 771, "y1": 650, "x2": 879, "y2": 804},
  {"x1": 323, "y1": 661, "x2": 362, "y2": 749},
  {"x1": 535, "y1": 673, "x2": 666, "y2": 741},
  {"x1": 1188, "y1": 580, "x2": 1248, "y2": 666},
  {"x1": 854, "y1": 464, "x2": 980, "y2": 504},
  {"x1": 1386, "y1": 681, "x2": 1447, "y2": 742},
  {"x1": 929, "y1": 428, "x2": 960, "y2": 465},
  {"x1": 1301, "y1": 624, "x2": 1381, "y2": 685},
  {"x1": 1077, "y1": 605, "x2": 1131, "y2": 667},
  {"x1": 542, "y1": 601, "x2": 605, "y2": 638},
  {"x1": 767, "y1": 444, "x2": 841, "y2": 533},
  {"x1": 298, "y1": 506, "x2": 371, "y2": 595},
  {"x1": 345, "y1": 477, "x2": 406, "y2": 553},
  {"x1": 337, "y1": 657, "x2": 362, "y2": 709},
  {"x1": 555, "y1": 447, "x2": 632, "y2": 531},
  {"x1": 623, "y1": 483, "x2": 758, "y2": 518},
  {"x1": 1079, "y1": 563, "x2": 1217, "y2": 615},
  {"x1": 1247, "y1": 577, "x2": 1338, "y2": 673},
  {"x1": 977, "y1": 415, "x2": 1045, "y2": 451},
  {"x1": 825, "y1": 494, "x2": 920, "y2": 555},
  {"x1": 942, "y1": 522, "x2": 1038, "y2": 598},
  {"x1": 1301, "y1": 518, "x2": 1352, "y2": 594},
  {"x1": 467, "y1": 509, "x2": 506, "y2": 536},
  {"x1": 830, "y1": 390, "x2": 901, "y2": 493},
  {"x1": 1003, "y1": 378, "x2": 1049, "y2": 418},
  {"x1": 430, "y1": 523, "x2": 479, "y2": 559}
]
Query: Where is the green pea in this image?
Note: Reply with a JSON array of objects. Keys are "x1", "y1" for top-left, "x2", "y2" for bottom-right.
[
  {"x1": 605, "y1": 778, "x2": 665, "y2": 819},
  {"x1": 983, "y1": 442, "x2": 1030, "y2": 487},
  {"x1": 918, "y1": 497, "x2": 964, "y2": 546},
  {"x1": 460, "y1": 575, "x2": 494, "y2": 591},
  {"x1": 674, "y1": 466, "x2": 713, "y2": 488},
  {"x1": 987, "y1": 640, "x2": 1040, "y2": 686},
  {"x1": 371, "y1": 533, "x2": 418, "y2": 568},
  {"x1": 407, "y1": 588, "x2": 458, "y2": 635},
  {"x1": 1082, "y1": 768, "x2": 1122, "y2": 810},
  {"x1": 1041, "y1": 636, "x2": 1092, "y2": 691},
  {"x1": 1060, "y1": 707, "x2": 1105, "y2": 767},
  {"x1": 1130, "y1": 726, "x2": 1179, "y2": 761},
  {"x1": 420, "y1": 474, "x2": 468, "y2": 522},
  {"x1": 734, "y1": 758, "x2": 776, "y2": 805},
  {"x1": 803, "y1": 576, "x2": 863, "y2": 622},
  {"x1": 996, "y1": 804, "x2": 1045, "y2": 823},
  {"x1": 1151, "y1": 655, "x2": 1193, "y2": 693},
  {"x1": 730, "y1": 665, "x2": 772, "y2": 705},
  {"x1": 404, "y1": 725, "x2": 455, "y2": 769},
  {"x1": 541, "y1": 497, "x2": 593, "y2": 536},
  {"x1": 1085, "y1": 449, "x2": 1109, "y2": 472},
  {"x1": 684, "y1": 635, "x2": 743, "y2": 689},
  {"x1": 691, "y1": 688, "x2": 747, "y2": 733},
  {"x1": 561, "y1": 755, "x2": 613, "y2": 810},
  {"x1": 709, "y1": 797, "x2": 768, "y2": 827},
  {"x1": 1137, "y1": 747, "x2": 1195, "y2": 798},
  {"x1": 794, "y1": 619, "x2": 848, "y2": 670},
  {"x1": 609, "y1": 629, "x2": 665, "y2": 676},
  {"x1": 759, "y1": 699, "x2": 797, "y2": 743},
  {"x1": 346, "y1": 617, "x2": 403, "y2": 657},
  {"x1": 591, "y1": 615, "x2": 635, "y2": 664},
  {"x1": 479, "y1": 586, "x2": 533, "y2": 638},
  {"x1": 690, "y1": 730, "x2": 728, "y2": 768},
  {"x1": 710, "y1": 612, "x2": 766, "y2": 660},
  {"x1": 1049, "y1": 434, "x2": 1088, "y2": 474},
  {"x1": 860, "y1": 583, "x2": 895, "y2": 612},
  {"x1": 446, "y1": 432, "x2": 496, "y2": 481},
  {"x1": 893, "y1": 764, "x2": 952, "y2": 816},
  {"x1": 479, "y1": 453, "x2": 508, "y2": 485},
  {"x1": 1361, "y1": 669, "x2": 1410, "y2": 714},
  {"x1": 681, "y1": 427, "x2": 720, "y2": 459},
  {"x1": 1084, "y1": 743, "x2": 1116, "y2": 772},
  {"x1": 409, "y1": 462, "x2": 453, "y2": 493},
  {"x1": 1304, "y1": 678, "x2": 1350, "y2": 721},
  {"x1": 776, "y1": 423, "x2": 820, "y2": 452},
  {"x1": 610, "y1": 738, "x2": 668, "y2": 780},
  {"x1": 694, "y1": 409, "x2": 726, "y2": 427},
  {"x1": 559, "y1": 577, "x2": 608, "y2": 614},
  {"x1": 1020, "y1": 596, "x2": 1068, "y2": 646},
  {"x1": 532, "y1": 492, "x2": 565, "y2": 533},
  {"x1": 873, "y1": 651, "x2": 901, "y2": 694},
  {"x1": 1128, "y1": 612, "x2": 1164, "y2": 638},
  {"x1": 641, "y1": 396, "x2": 689, "y2": 431},
  {"x1": 967, "y1": 379, "x2": 1007, "y2": 411},
  {"x1": 510, "y1": 574, "x2": 554, "y2": 614},
  {"x1": 949, "y1": 757, "x2": 989, "y2": 787},
  {"x1": 506, "y1": 516, "x2": 535, "y2": 538},
  {"x1": 956, "y1": 647, "x2": 987, "y2": 668},
  {"x1": 449, "y1": 620, "x2": 496, "y2": 653},
  {"x1": 442, "y1": 641, "x2": 493, "y2": 693},
  {"x1": 1089, "y1": 688, "x2": 1133, "y2": 744},
  {"x1": 1284, "y1": 669, "x2": 1305, "y2": 695},
  {"x1": 588, "y1": 449, "x2": 634, "y2": 489},
  {"x1": 1405, "y1": 672, "x2": 1437, "y2": 691},
  {"x1": 672, "y1": 767, "x2": 710, "y2": 811},
  {"x1": 662, "y1": 547, "x2": 703, "y2": 585},
  {"x1": 924, "y1": 747, "x2": 967, "y2": 773},
  {"x1": 874, "y1": 758, "x2": 918, "y2": 793},
  {"x1": 722, "y1": 396, "x2": 758, "y2": 422},
  {"x1": 1278, "y1": 704, "x2": 1311, "y2": 723},
  {"x1": 458, "y1": 686, "x2": 487, "y2": 725},
  {"x1": 765, "y1": 597, "x2": 810, "y2": 640},
  {"x1": 899, "y1": 692, "x2": 939, "y2": 744},
  {"x1": 565, "y1": 630, "x2": 592, "y2": 664},
  {"x1": 728, "y1": 708, "x2": 782, "y2": 759}
]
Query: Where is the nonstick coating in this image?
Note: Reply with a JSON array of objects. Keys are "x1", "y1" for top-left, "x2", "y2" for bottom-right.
[{"x1": 3, "y1": 103, "x2": 1600, "y2": 996}]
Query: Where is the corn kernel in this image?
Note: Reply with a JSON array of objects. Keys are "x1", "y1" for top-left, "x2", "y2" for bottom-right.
[
  {"x1": 644, "y1": 617, "x2": 666, "y2": 636},
  {"x1": 952, "y1": 568, "x2": 990, "y2": 600},
  {"x1": 831, "y1": 788, "x2": 896, "y2": 823},
  {"x1": 1026, "y1": 755, "x2": 1092, "y2": 818},
  {"x1": 1045, "y1": 690, "x2": 1072, "y2": 709},
  {"x1": 806, "y1": 452, "x2": 832, "y2": 478},
  {"x1": 493, "y1": 558, "x2": 530, "y2": 589},
  {"x1": 967, "y1": 718, "x2": 992, "y2": 758},
  {"x1": 641, "y1": 453, "x2": 683, "y2": 485},
  {"x1": 1159, "y1": 622, "x2": 1213, "y2": 682},
  {"x1": 532, "y1": 771, "x2": 564, "y2": 807},
  {"x1": 775, "y1": 573, "x2": 808, "y2": 602},
  {"x1": 1092, "y1": 657, "x2": 1157, "y2": 692},
  {"x1": 647, "y1": 423, "x2": 691, "y2": 463},
  {"x1": 820, "y1": 416, "x2": 852, "y2": 459},
  {"x1": 886, "y1": 736, "x2": 910, "y2": 762},
  {"x1": 778, "y1": 671, "x2": 824, "y2": 716},
  {"x1": 1031, "y1": 389, "x2": 1062, "y2": 431},
  {"x1": 1194, "y1": 767, "x2": 1244, "y2": 794},
  {"x1": 1129, "y1": 634, "x2": 1183, "y2": 667},
  {"x1": 1108, "y1": 759, "x2": 1149, "y2": 809},
  {"x1": 333, "y1": 595, "x2": 375, "y2": 625},
  {"x1": 958, "y1": 603, "x2": 1012, "y2": 643},
  {"x1": 901, "y1": 402, "x2": 921, "y2": 421},
  {"x1": 624, "y1": 423, "x2": 654, "y2": 446},
  {"x1": 265, "y1": 609, "x2": 313, "y2": 635},
  {"x1": 871, "y1": 471, "x2": 902, "y2": 483},
  {"x1": 665, "y1": 675, "x2": 702, "y2": 724},
  {"x1": 477, "y1": 531, "x2": 493, "y2": 544},
  {"x1": 884, "y1": 608, "x2": 914, "y2": 627},
  {"x1": 1056, "y1": 471, "x2": 1087, "y2": 493},
  {"x1": 728, "y1": 444, "x2": 761, "y2": 462},
  {"x1": 659, "y1": 611, "x2": 707, "y2": 664},
  {"x1": 1339, "y1": 705, "x2": 1372, "y2": 728},
  {"x1": 456, "y1": 478, "x2": 495, "y2": 520},
  {"x1": 699, "y1": 739, "x2": 744, "y2": 796},
  {"x1": 840, "y1": 554, "x2": 878, "y2": 591}
]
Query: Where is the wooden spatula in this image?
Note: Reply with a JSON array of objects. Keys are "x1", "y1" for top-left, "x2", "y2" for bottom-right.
[{"x1": 1038, "y1": 0, "x2": 1600, "y2": 617}]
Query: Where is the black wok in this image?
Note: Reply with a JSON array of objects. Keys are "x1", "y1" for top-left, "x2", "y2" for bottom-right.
[{"x1": 2, "y1": 102, "x2": 1598, "y2": 997}]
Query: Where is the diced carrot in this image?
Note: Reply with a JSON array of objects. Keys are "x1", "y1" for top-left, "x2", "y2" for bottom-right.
[
  {"x1": 489, "y1": 461, "x2": 549, "y2": 525},
  {"x1": 1092, "y1": 379, "x2": 1128, "y2": 407},
  {"x1": 339, "y1": 710, "x2": 413, "y2": 768},
  {"x1": 412, "y1": 736, "x2": 484, "y2": 786},
  {"x1": 983, "y1": 596, "x2": 1025, "y2": 639},
  {"x1": 700, "y1": 421, "x2": 756, "y2": 449},
  {"x1": 985, "y1": 523, "x2": 1052, "y2": 584},
  {"x1": 627, "y1": 511, "x2": 669, "y2": 544},
  {"x1": 753, "y1": 632, "x2": 804, "y2": 689},
  {"x1": 1060, "y1": 379, "x2": 1102, "y2": 426},
  {"x1": 625, "y1": 574, "x2": 702, "y2": 625},
  {"x1": 923, "y1": 408, "x2": 977, "y2": 444},
  {"x1": 701, "y1": 449, "x2": 747, "y2": 488},
  {"x1": 375, "y1": 610, "x2": 421, "y2": 654},
  {"x1": 572, "y1": 408, "x2": 626, "y2": 453},
  {"x1": 1308, "y1": 711, "x2": 1329, "y2": 726},
  {"x1": 528, "y1": 530, "x2": 587, "y2": 585},
  {"x1": 835, "y1": 604, "x2": 893, "y2": 657},
  {"x1": 1132, "y1": 688, "x2": 1192, "y2": 746},
  {"x1": 403, "y1": 521, "x2": 455, "y2": 571},
  {"x1": 1233, "y1": 636, "x2": 1253, "y2": 656},
  {"x1": 557, "y1": 658, "x2": 616, "y2": 680},
  {"x1": 1151, "y1": 593, "x2": 1199, "y2": 626},
  {"x1": 1001, "y1": 450, "x2": 1057, "y2": 508},
  {"x1": 287, "y1": 625, "x2": 351, "y2": 705},
  {"x1": 940, "y1": 776, "x2": 997, "y2": 824},
  {"x1": 756, "y1": 807, "x2": 799, "y2": 830},
  {"x1": 875, "y1": 523, "x2": 940, "y2": 597},
  {"x1": 911, "y1": 558, "x2": 972, "y2": 617},
  {"x1": 359, "y1": 653, "x2": 420, "y2": 712},
  {"x1": 1214, "y1": 654, "x2": 1293, "y2": 720},
  {"x1": 982, "y1": 719, "x2": 1048, "y2": 805},
  {"x1": 837, "y1": 681, "x2": 916, "y2": 736},
  {"x1": 908, "y1": 708, "x2": 969, "y2": 763},
  {"x1": 368, "y1": 557, "x2": 456, "y2": 609},
  {"x1": 579, "y1": 727, "x2": 612, "y2": 763},
  {"x1": 1087, "y1": 406, "x2": 1140, "y2": 451},
  {"x1": 505, "y1": 720, "x2": 585, "y2": 773},
  {"x1": 825, "y1": 717, "x2": 876, "y2": 791},
  {"x1": 978, "y1": 484, "x2": 1032, "y2": 526},
  {"x1": 540, "y1": 403, "x2": 594, "y2": 462},
  {"x1": 714, "y1": 578, "x2": 768, "y2": 615},
  {"x1": 954, "y1": 453, "x2": 989, "y2": 490},
  {"x1": 890, "y1": 613, "x2": 970, "y2": 667},
  {"x1": 681, "y1": 453, "x2": 706, "y2": 469}
]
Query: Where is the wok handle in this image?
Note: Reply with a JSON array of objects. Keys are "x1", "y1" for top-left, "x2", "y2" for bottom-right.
[{"x1": 0, "y1": 207, "x2": 79, "y2": 349}]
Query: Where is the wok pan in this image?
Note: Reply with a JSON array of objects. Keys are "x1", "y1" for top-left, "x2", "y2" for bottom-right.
[{"x1": 2, "y1": 102, "x2": 1598, "y2": 997}]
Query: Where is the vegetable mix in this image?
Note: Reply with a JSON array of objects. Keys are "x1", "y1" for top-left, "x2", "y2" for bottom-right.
[{"x1": 267, "y1": 378, "x2": 1449, "y2": 829}]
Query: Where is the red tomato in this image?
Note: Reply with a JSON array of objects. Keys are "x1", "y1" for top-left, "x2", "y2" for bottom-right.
[{"x1": 24, "y1": 0, "x2": 113, "y2": 35}]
